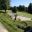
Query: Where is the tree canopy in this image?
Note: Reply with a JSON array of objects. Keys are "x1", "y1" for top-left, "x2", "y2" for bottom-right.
[
  {"x1": 0, "y1": 0, "x2": 10, "y2": 13},
  {"x1": 28, "y1": 3, "x2": 32, "y2": 14}
]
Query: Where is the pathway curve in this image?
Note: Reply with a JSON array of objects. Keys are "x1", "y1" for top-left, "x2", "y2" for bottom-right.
[{"x1": 0, "y1": 22, "x2": 8, "y2": 32}]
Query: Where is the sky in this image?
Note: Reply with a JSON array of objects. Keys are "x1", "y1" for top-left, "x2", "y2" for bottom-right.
[{"x1": 10, "y1": 0, "x2": 32, "y2": 7}]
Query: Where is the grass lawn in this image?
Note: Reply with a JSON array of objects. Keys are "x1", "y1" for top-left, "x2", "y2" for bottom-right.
[
  {"x1": 17, "y1": 11, "x2": 32, "y2": 18},
  {"x1": 0, "y1": 11, "x2": 32, "y2": 32}
]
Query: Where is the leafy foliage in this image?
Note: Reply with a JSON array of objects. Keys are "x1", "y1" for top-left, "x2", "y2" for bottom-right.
[
  {"x1": 11, "y1": 6, "x2": 17, "y2": 13},
  {"x1": 28, "y1": 3, "x2": 32, "y2": 14},
  {"x1": 0, "y1": 0, "x2": 10, "y2": 13}
]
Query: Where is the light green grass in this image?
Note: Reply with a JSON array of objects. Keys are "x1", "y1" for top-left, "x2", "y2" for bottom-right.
[
  {"x1": 17, "y1": 11, "x2": 32, "y2": 18},
  {"x1": 0, "y1": 13, "x2": 24, "y2": 32},
  {"x1": 0, "y1": 12, "x2": 32, "y2": 32}
]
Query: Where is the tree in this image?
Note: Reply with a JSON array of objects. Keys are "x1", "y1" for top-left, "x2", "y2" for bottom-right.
[
  {"x1": 12, "y1": 6, "x2": 17, "y2": 13},
  {"x1": 17, "y1": 5, "x2": 25, "y2": 12},
  {"x1": 28, "y1": 3, "x2": 32, "y2": 14},
  {"x1": 0, "y1": 0, "x2": 10, "y2": 13}
]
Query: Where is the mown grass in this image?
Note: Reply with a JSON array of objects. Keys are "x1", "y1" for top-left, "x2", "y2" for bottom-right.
[
  {"x1": 0, "y1": 13, "x2": 24, "y2": 32},
  {"x1": 0, "y1": 12, "x2": 32, "y2": 32},
  {"x1": 17, "y1": 11, "x2": 32, "y2": 18}
]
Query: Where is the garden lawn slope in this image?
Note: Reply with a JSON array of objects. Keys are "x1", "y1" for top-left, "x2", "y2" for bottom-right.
[
  {"x1": 0, "y1": 12, "x2": 32, "y2": 32},
  {"x1": 0, "y1": 13, "x2": 24, "y2": 32}
]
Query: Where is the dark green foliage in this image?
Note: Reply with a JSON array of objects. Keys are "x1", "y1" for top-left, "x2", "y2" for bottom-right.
[
  {"x1": 0, "y1": 0, "x2": 10, "y2": 13},
  {"x1": 17, "y1": 5, "x2": 25, "y2": 11},
  {"x1": 11, "y1": 5, "x2": 26, "y2": 12},
  {"x1": 28, "y1": 3, "x2": 32, "y2": 14},
  {"x1": 12, "y1": 6, "x2": 17, "y2": 13}
]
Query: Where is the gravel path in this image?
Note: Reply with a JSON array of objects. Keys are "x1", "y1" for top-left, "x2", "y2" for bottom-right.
[
  {"x1": 12, "y1": 16, "x2": 31, "y2": 21},
  {"x1": 0, "y1": 22, "x2": 8, "y2": 32},
  {"x1": 16, "y1": 16, "x2": 31, "y2": 21}
]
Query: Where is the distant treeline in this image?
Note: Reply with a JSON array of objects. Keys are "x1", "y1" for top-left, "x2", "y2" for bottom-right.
[{"x1": 10, "y1": 3, "x2": 32, "y2": 14}]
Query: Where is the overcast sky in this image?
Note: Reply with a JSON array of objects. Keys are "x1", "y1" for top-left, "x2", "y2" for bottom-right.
[{"x1": 10, "y1": 0, "x2": 32, "y2": 7}]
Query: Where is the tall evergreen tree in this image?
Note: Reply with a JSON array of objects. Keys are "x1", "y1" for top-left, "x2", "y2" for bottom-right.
[{"x1": 28, "y1": 3, "x2": 32, "y2": 14}]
